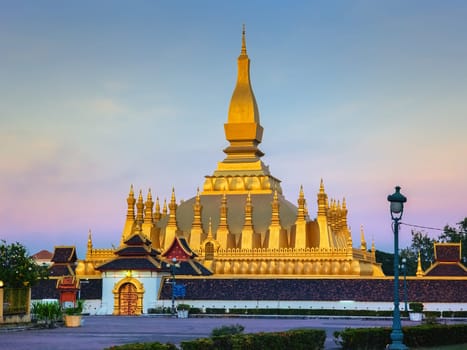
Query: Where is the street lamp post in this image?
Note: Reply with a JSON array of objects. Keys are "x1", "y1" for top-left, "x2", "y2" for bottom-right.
[
  {"x1": 401, "y1": 258, "x2": 408, "y2": 313},
  {"x1": 166, "y1": 257, "x2": 180, "y2": 316},
  {"x1": 387, "y1": 186, "x2": 408, "y2": 350}
]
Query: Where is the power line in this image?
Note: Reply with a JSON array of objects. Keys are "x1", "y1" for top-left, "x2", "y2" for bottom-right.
[{"x1": 400, "y1": 222, "x2": 444, "y2": 231}]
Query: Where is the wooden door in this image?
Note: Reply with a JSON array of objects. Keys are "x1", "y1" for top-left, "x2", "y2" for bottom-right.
[{"x1": 119, "y1": 283, "x2": 138, "y2": 315}]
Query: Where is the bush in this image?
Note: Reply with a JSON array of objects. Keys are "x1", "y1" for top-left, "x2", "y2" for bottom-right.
[
  {"x1": 181, "y1": 329, "x2": 326, "y2": 350},
  {"x1": 334, "y1": 327, "x2": 391, "y2": 350},
  {"x1": 103, "y1": 343, "x2": 177, "y2": 350},
  {"x1": 193, "y1": 307, "x2": 394, "y2": 317},
  {"x1": 210, "y1": 324, "x2": 245, "y2": 337},
  {"x1": 147, "y1": 307, "x2": 171, "y2": 314},
  {"x1": 334, "y1": 324, "x2": 467, "y2": 350},
  {"x1": 63, "y1": 299, "x2": 84, "y2": 316},
  {"x1": 31, "y1": 301, "x2": 62, "y2": 328},
  {"x1": 409, "y1": 302, "x2": 424, "y2": 312},
  {"x1": 177, "y1": 304, "x2": 191, "y2": 311}
]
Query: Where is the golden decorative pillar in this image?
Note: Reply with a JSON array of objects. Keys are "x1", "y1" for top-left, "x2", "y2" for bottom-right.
[
  {"x1": 268, "y1": 190, "x2": 287, "y2": 249},
  {"x1": 294, "y1": 185, "x2": 307, "y2": 249},
  {"x1": 164, "y1": 188, "x2": 179, "y2": 249},
  {"x1": 136, "y1": 190, "x2": 144, "y2": 226},
  {"x1": 216, "y1": 193, "x2": 230, "y2": 249},
  {"x1": 317, "y1": 179, "x2": 330, "y2": 249},
  {"x1": 241, "y1": 193, "x2": 255, "y2": 249},
  {"x1": 121, "y1": 185, "x2": 136, "y2": 245},
  {"x1": 190, "y1": 188, "x2": 204, "y2": 249},
  {"x1": 416, "y1": 252, "x2": 425, "y2": 277}
]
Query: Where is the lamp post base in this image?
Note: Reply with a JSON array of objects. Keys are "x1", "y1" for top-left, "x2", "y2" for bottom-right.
[{"x1": 388, "y1": 330, "x2": 408, "y2": 350}]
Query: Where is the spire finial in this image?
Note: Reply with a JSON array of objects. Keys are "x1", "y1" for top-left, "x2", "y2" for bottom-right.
[{"x1": 241, "y1": 24, "x2": 247, "y2": 55}]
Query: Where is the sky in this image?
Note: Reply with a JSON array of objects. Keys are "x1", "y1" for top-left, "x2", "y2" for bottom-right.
[{"x1": 1, "y1": 1, "x2": 466, "y2": 259}]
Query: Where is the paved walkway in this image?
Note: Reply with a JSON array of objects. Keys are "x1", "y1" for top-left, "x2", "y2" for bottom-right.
[{"x1": 0, "y1": 315, "x2": 463, "y2": 350}]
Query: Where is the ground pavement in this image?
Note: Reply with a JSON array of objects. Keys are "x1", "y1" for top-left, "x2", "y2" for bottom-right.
[{"x1": 0, "y1": 315, "x2": 463, "y2": 350}]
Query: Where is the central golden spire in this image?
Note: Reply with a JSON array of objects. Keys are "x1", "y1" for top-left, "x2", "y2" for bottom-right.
[
  {"x1": 202, "y1": 26, "x2": 282, "y2": 195},
  {"x1": 223, "y1": 25, "x2": 264, "y2": 161}
]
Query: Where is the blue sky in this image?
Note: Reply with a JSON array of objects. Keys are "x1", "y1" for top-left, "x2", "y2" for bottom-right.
[{"x1": 1, "y1": 1, "x2": 466, "y2": 258}]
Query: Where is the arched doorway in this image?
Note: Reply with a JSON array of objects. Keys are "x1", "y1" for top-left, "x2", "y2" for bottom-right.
[
  {"x1": 119, "y1": 283, "x2": 138, "y2": 315},
  {"x1": 112, "y1": 277, "x2": 145, "y2": 315}
]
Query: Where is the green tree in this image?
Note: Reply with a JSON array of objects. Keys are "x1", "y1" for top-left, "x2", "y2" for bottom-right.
[
  {"x1": 399, "y1": 247, "x2": 418, "y2": 276},
  {"x1": 0, "y1": 240, "x2": 49, "y2": 288},
  {"x1": 408, "y1": 230, "x2": 435, "y2": 271},
  {"x1": 438, "y1": 218, "x2": 467, "y2": 266},
  {"x1": 375, "y1": 250, "x2": 395, "y2": 275}
]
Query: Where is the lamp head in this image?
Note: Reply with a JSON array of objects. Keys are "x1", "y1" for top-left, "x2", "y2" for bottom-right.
[{"x1": 387, "y1": 186, "x2": 407, "y2": 220}]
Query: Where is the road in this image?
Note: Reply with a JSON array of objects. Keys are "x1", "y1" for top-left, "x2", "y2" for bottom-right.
[{"x1": 0, "y1": 315, "x2": 461, "y2": 350}]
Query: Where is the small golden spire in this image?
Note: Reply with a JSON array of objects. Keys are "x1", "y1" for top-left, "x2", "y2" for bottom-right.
[
  {"x1": 360, "y1": 225, "x2": 367, "y2": 251},
  {"x1": 87, "y1": 229, "x2": 93, "y2": 250},
  {"x1": 136, "y1": 189, "x2": 144, "y2": 224},
  {"x1": 126, "y1": 184, "x2": 136, "y2": 220},
  {"x1": 207, "y1": 217, "x2": 213, "y2": 239},
  {"x1": 144, "y1": 189, "x2": 154, "y2": 224},
  {"x1": 244, "y1": 192, "x2": 253, "y2": 229},
  {"x1": 241, "y1": 24, "x2": 247, "y2": 55},
  {"x1": 319, "y1": 178, "x2": 325, "y2": 193},
  {"x1": 416, "y1": 251, "x2": 424, "y2": 277},
  {"x1": 219, "y1": 192, "x2": 229, "y2": 230},
  {"x1": 271, "y1": 189, "x2": 280, "y2": 226},
  {"x1": 168, "y1": 188, "x2": 177, "y2": 227},
  {"x1": 297, "y1": 185, "x2": 306, "y2": 220}
]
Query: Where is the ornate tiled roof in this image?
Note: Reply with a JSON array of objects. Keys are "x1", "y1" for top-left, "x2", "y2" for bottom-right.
[
  {"x1": 162, "y1": 236, "x2": 198, "y2": 261},
  {"x1": 435, "y1": 243, "x2": 461, "y2": 262},
  {"x1": 51, "y1": 246, "x2": 77, "y2": 263},
  {"x1": 97, "y1": 257, "x2": 161, "y2": 271},
  {"x1": 49, "y1": 264, "x2": 75, "y2": 276},
  {"x1": 424, "y1": 243, "x2": 467, "y2": 276}
]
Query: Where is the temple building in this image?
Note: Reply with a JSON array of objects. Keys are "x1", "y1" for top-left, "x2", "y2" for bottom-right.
[
  {"x1": 77, "y1": 28, "x2": 384, "y2": 281},
  {"x1": 30, "y1": 28, "x2": 466, "y2": 316}
]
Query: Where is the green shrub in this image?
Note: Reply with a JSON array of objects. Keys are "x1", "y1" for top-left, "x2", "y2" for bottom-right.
[
  {"x1": 63, "y1": 299, "x2": 84, "y2": 316},
  {"x1": 210, "y1": 324, "x2": 245, "y2": 337},
  {"x1": 334, "y1": 324, "x2": 467, "y2": 350},
  {"x1": 31, "y1": 301, "x2": 62, "y2": 327},
  {"x1": 194, "y1": 307, "x2": 395, "y2": 317},
  {"x1": 334, "y1": 327, "x2": 391, "y2": 350},
  {"x1": 181, "y1": 328, "x2": 326, "y2": 350},
  {"x1": 404, "y1": 324, "x2": 467, "y2": 348},
  {"x1": 177, "y1": 303, "x2": 191, "y2": 311},
  {"x1": 103, "y1": 342, "x2": 177, "y2": 350},
  {"x1": 409, "y1": 302, "x2": 424, "y2": 312}
]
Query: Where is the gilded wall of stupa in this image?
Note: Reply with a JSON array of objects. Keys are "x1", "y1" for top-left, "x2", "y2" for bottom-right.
[{"x1": 78, "y1": 28, "x2": 384, "y2": 278}]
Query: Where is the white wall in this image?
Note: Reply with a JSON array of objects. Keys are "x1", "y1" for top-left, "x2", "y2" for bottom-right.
[
  {"x1": 101, "y1": 271, "x2": 165, "y2": 315},
  {"x1": 158, "y1": 300, "x2": 467, "y2": 312}
]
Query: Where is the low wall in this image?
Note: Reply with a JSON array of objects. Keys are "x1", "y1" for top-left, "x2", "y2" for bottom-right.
[{"x1": 154, "y1": 300, "x2": 467, "y2": 312}]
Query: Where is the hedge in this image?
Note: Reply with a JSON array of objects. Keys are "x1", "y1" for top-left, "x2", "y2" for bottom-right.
[
  {"x1": 103, "y1": 343, "x2": 177, "y2": 350},
  {"x1": 334, "y1": 324, "x2": 467, "y2": 350},
  {"x1": 181, "y1": 329, "x2": 326, "y2": 350}
]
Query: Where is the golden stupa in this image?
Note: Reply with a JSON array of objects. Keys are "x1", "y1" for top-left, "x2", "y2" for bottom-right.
[{"x1": 77, "y1": 28, "x2": 384, "y2": 278}]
